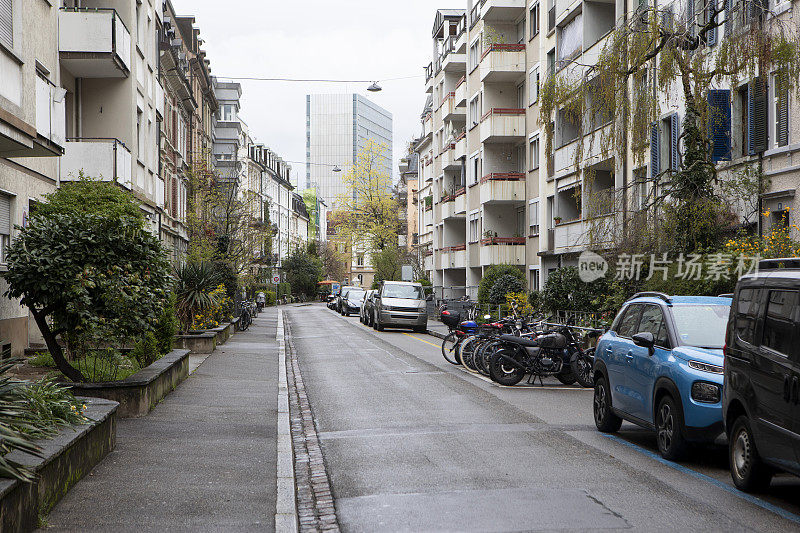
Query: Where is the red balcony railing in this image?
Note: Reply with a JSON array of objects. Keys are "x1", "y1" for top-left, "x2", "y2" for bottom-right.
[
  {"x1": 454, "y1": 187, "x2": 466, "y2": 197},
  {"x1": 480, "y1": 237, "x2": 526, "y2": 245},
  {"x1": 456, "y1": 76, "x2": 466, "y2": 88},
  {"x1": 480, "y1": 108, "x2": 525, "y2": 122},
  {"x1": 479, "y1": 172, "x2": 525, "y2": 184},
  {"x1": 481, "y1": 43, "x2": 526, "y2": 61},
  {"x1": 442, "y1": 244, "x2": 467, "y2": 252}
]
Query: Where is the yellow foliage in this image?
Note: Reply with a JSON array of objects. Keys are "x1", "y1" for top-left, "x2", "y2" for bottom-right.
[
  {"x1": 724, "y1": 211, "x2": 800, "y2": 259},
  {"x1": 505, "y1": 292, "x2": 534, "y2": 316},
  {"x1": 191, "y1": 284, "x2": 232, "y2": 330}
]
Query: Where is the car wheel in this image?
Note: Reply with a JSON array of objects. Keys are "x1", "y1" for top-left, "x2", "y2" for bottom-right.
[
  {"x1": 593, "y1": 376, "x2": 622, "y2": 433},
  {"x1": 413, "y1": 325, "x2": 426, "y2": 333},
  {"x1": 729, "y1": 415, "x2": 773, "y2": 492},
  {"x1": 655, "y1": 395, "x2": 688, "y2": 460},
  {"x1": 372, "y1": 312, "x2": 379, "y2": 330},
  {"x1": 375, "y1": 314, "x2": 384, "y2": 331}
]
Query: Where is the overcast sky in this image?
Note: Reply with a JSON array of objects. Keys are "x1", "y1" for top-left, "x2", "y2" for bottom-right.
[{"x1": 175, "y1": 0, "x2": 446, "y2": 185}]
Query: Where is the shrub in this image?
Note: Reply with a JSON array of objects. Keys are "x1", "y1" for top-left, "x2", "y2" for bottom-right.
[
  {"x1": 130, "y1": 332, "x2": 159, "y2": 369},
  {"x1": 191, "y1": 284, "x2": 231, "y2": 330},
  {"x1": 283, "y1": 249, "x2": 323, "y2": 297},
  {"x1": 28, "y1": 352, "x2": 56, "y2": 368},
  {"x1": 174, "y1": 262, "x2": 222, "y2": 333},
  {"x1": 72, "y1": 350, "x2": 141, "y2": 382},
  {"x1": 540, "y1": 266, "x2": 610, "y2": 313},
  {"x1": 478, "y1": 265, "x2": 525, "y2": 304},
  {"x1": 2, "y1": 206, "x2": 171, "y2": 383},
  {"x1": 265, "y1": 291, "x2": 277, "y2": 306},
  {"x1": 416, "y1": 278, "x2": 433, "y2": 296},
  {"x1": 489, "y1": 274, "x2": 526, "y2": 305},
  {"x1": 154, "y1": 293, "x2": 178, "y2": 355}
]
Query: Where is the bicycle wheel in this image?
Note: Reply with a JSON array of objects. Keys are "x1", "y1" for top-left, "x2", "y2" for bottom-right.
[
  {"x1": 459, "y1": 336, "x2": 481, "y2": 373},
  {"x1": 441, "y1": 332, "x2": 461, "y2": 365},
  {"x1": 477, "y1": 339, "x2": 502, "y2": 376}
]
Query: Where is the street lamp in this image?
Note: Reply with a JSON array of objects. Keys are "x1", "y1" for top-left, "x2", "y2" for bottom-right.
[
  {"x1": 367, "y1": 81, "x2": 382, "y2": 92},
  {"x1": 332, "y1": 165, "x2": 342, "y2": 173}
]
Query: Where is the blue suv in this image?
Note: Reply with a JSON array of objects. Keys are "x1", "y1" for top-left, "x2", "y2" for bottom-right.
[{"x1": 593, "y1": 292, "x2": 732, "y2": 460}]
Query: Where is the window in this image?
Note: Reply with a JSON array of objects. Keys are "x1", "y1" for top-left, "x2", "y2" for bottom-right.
[
  {"x1": 356, "y1": 254, "x2": 364, "y2": 267},
  {"x1": 557, "y1": 13, "x2": 583, "y2": 64},
  {"x1": 762, "y1": 290, "x2": 798, "y2": 356},
  {"x1": 220, "y1": 104, "x2": 237, "y2": 122},
  {"x1": 529, "y1": 136, "x2": 540, "y2": 170},
  {"x1": 469, "y1": 212, "x2": 481, "y2": 242},
  {"x1": 0, "y1": 194, "x2": 10, "y2": 264},
  {"x1": 469, "y1": 154, "x2": 481, "y2": 185},
  {"x1": 529, "y1": 66, "x2": 540, "y2": 105},
  {"x1": 638, "y1": 305, "x2": 670, "y2": 348},
  {"x1": 530, "y1": 269, "x2": 540, "y2": 291},
  {"x1": 774, "y1": 71, "x2": 789, "y2": 148},
  {"x1": 616, "y1": 305, "x2": 643, "y2": 337},
  {"x1": 529, "y1": 200, "x2": 539, "y2": 235},
  {"x1": 529, "y1": 2, "x2": 540, "y2": 39},
  {"x1": 0, "y1": 0, "x2": 12, "y2": 50},
  {"x1": 734, "y1": 288, "x2": 761, "y2": 344},
  {"x1": 707, "y1": 90, "x2": 731, "y2": 161},
  {"x1": 469, "y1": 95, "x2": 481, "y2": 128},
  {"x1": 136, "y1": 109, "x2": 143, "y2": 159},
  {"x1": 0, "y1": 343, "x2": 9, "y2": 360},
  {"x1": 469, "y1": 36, "x2": 482, "y2": 72}
]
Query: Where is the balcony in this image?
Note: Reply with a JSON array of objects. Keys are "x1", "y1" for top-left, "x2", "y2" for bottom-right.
[
  {"x1": 441, "y1": 245, "x2": 467, "y2": 269},
  {"x1": 455, "y1": 76, "x2": 467, "y2": 106},
  {"x1": 441, "y1": 189, "x2": 466, "y2": 219},
  {"x1": 422, "y1": 112, "x2": 434, "y2": 140},
  {"x1": 453, "y1": 132, "x2": 467, "y2": 159},
  {"x1": 59, "y1": 8, "x2": 131, "y2": 77},
  {"x1": 425, "y1": 62, "x2": 434, "y2": 93},
  {"x1": 443, "y1": 93, "x2": 466, "y2": 122},
  {"x1": 479, "y1": 44, "x2": 526, "y2": 83},
  {"x1": 479, "y1": 238, "x2": 526, "y2": 266},
  {"x1": 552, "y1": 216, "x2": 614, "y2": 253},
  {"x1": 442, "y1": 37, "x2": 467, "y2": 72},
  {"x1": 479, "y1": 174, "x2": 525, "y2": 203},
  {"x1": 440, "y1": 143, "x2": 460, "y2": 170},
  {"x1": 481, "y1": 0, "x2": 526, "y2": 21},
  {"x1": 33, "y1": 76, "x2": 66, "y2": 156},
  {"x1": 61, "y1": 138, "x2": 133, "y2": 189},
  {"x1": 480, "y1": 109, "x2": 525, "y2": 143}
]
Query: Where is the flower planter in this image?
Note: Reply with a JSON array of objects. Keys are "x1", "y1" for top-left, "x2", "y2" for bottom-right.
[
  {"x1": 0, "y1": 398, "x2": 118, "y2": 532},
  {"x1": 208, "y1": 322, "x2": 233, "y2": 345},
  {"x1": 67, "y1": 349, "x2": 190, "y2": 418},
  {"x1": 174, "y1": 332, "x2": 217, "y2": 355}
]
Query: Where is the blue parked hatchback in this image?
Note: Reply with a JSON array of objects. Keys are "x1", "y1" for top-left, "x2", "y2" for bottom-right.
[{"x1": 593, "y1": 292, "x2": 732, "y2": 460}]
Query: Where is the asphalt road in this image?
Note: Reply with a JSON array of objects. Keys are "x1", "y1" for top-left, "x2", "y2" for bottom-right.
[{"x1": 285, "y1": 303, "x2": 800, "y2": 533}]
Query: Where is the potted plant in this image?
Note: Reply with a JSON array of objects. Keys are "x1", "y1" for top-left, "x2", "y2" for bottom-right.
[{"x1": 554, "y1": 216, "x2": 563, "y2": 225}]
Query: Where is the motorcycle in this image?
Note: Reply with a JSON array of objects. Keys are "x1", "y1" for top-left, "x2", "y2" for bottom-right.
[{"x1": 488, "y1": 322, "x2": 594, "y2": 387}]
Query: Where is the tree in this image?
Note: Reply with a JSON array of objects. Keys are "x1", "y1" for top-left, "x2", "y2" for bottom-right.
[
  {"x1": 3, "y1": 209, "x2": 171, "y2": 382},
  {"x1": 35, "y1": 172, "x2": 144, "y2": 222},
  {"x1": 541, "y1": 0, "x2": 800, "y2": 254},
  {"x1": 334, "y1": 139, "x2": 400, "y2": 252},
  {"x1": 283, "y1": 247, "x2": 324, "y2": 297},
  {"x1": 478, "y1": 265, "x2": 526, "y2": 305},
  {"x1": 318, "y1": 240, "x2": 347, "y2": 281},
  {"x1": 539, "y1": 267, "x2": 610, "y2": 313},
  {"x1": 489, "y1": 275, "x2": 526, "y2": 305},
  {"x1": 302, "y1": 189, "x2": 319, "y2": 240}
]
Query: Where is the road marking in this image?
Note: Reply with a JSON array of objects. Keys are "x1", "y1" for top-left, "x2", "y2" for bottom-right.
[
  {"x1": 401, "y1": 332, "x2": 440, "y2": 348},
  {"x1": 602, "y1": 434, "x2": 800, "y2": 526}
]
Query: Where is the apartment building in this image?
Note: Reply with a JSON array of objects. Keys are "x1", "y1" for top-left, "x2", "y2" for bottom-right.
[
  {"x1": 417, "y1": 0, "x2": 799, "y2": 299},
  {"x1": 290, "y1": 191, "x2": 310, "y2": 248},
  {"x1": 212, "y1": 78, "x2": 243, "y2": 190},
  {"x1": 398, "y1": 148, "x2": 420, "y2": 252},
  {"x1": 0, "y1": 0, "x2": 64, "y2": 357},
  {"x1": 59, "y1": 0, "x2": 165, "y2": 237}
]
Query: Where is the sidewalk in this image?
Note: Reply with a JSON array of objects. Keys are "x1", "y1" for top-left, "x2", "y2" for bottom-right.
[
  {"x1": 426, "y1": 319, "x2": 449, "y2": 339},
  {"x1": 43, "y1": 310, "x2": 280, "y2": 532}
]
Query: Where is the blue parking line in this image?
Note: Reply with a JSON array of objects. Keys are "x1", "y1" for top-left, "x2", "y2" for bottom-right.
[{"x1": 602, "y1": 434, "x2": 800, "y2": 526}]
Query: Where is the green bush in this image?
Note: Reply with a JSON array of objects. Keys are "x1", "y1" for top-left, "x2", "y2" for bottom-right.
[
  {"x1": 154, "y1": 293, "x2": 177, "y2": 356},
  {"x1": 478, "y1": 265, "x2": 525, "y2": 304},
  {"x1": 130, "y1": 332, "x2": 159, "y2": 369},
  {"x1": 265, "y1": 291, "x2": 277, "y2": 306},
  {"x1": 540, "y1": 266, "x2": 610, "y2": 313},
  {"x1": 416, "y1": 278, "x2": 433, "y2": 296},
  {"x1": 28, "y1": 352, "x2": 56, "y2": 368},
  {"x1": 71, "y1": 350, "x2": 141, "y2": 382},
  {"x1": 488, "y1": 274, "x2": 526, "y2": 305}
]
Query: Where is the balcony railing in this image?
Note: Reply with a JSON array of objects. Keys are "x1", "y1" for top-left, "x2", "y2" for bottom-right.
[
  {"x1": 59, "y1": 8, "x2": 131, "y2": 77},
  {"x1": 480, "y1": 43, "x2": 526, "y2": 61},
  {"x1": 480, "y1": 109, "x2": 526, "y2": 143},
  {"x1": 61, "y1": 138, "x2": 132, "y2": 189},
  {"x1": 480, "y1": 237, "x2": 526, "y2": 245},
  {"x1": 479, "y1": 172, "x2": 524, "y2": 184}
]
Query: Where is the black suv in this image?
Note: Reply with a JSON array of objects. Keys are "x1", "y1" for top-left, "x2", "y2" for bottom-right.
[{"x1": 723, "y1": 258, "x2": 800, "y2": 492}]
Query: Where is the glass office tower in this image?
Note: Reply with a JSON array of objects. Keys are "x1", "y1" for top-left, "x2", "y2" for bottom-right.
[{"x1": 306, "y1": 94, "x2": 393, "y2": 207}]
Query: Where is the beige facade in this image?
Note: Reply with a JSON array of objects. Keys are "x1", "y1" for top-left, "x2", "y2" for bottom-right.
[
  {"x1": 0, "y1": 0, "x2": 64, "y2": 357},
  {"x1": 416, "y1": 0, "x2": 800, "y2": 299}
]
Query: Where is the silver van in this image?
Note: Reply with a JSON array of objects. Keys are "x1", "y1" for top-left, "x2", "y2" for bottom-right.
[{"x1": 372, "y1": 281, "x2": 428, "y2": 332}]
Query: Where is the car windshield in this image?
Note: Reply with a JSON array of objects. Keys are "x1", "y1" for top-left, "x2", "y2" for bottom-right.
[
  {"x1": 348, "y1": 290, "x2": 365, "y2": 300},
  {"x1": 382, "y1": 284, "x2": 424, "y2": 299},
  {"x1": 671, "y1": 304, "x2": 730, "y2": 348}
]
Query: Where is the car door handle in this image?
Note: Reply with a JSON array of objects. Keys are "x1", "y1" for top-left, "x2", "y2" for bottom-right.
[
  {"x1": 792, "y1": 376, "x2": 799, "y2": 405},
  {"x1": 625, "y1": 350, "x2": 634, "y2": 360},
  {"x1": 605, "y1": 347, "x2": 613, "y2": 354},
  {"x1": 784, "y1": 376, "x2": 792, "y2": 403}
]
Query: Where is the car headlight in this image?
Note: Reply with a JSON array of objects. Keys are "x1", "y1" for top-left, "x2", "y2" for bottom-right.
[
  {"x1": 691, "y1": 381, "x2": 721, "y2": 403},
  {"x1": 688, "y1": 360, "x2": 723, "y2": 374}
]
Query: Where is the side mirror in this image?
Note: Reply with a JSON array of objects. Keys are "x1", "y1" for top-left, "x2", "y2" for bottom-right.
[{"x1": 632, "y1": 332, "x2": 656, "y2": 355}]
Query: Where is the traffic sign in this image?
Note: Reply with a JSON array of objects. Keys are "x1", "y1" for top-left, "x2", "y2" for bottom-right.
[{"x1": 272, "y1": 275, "x2": 280, "y2": 284}]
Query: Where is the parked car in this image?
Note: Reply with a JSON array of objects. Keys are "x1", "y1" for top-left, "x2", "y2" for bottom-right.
[
  {"x1": 371, "y1": 281, "x2": 428, "y2": 332},
  {"x1": 341, "y1": 288, "x2": 366, "y2": 316},
  {"x1": 360, "y1": 290, "x2": 377, "y2": 325},
  {"x1": 593, "y1": 292, "x2": 732, "y2": 460},
  {"x1": 723, "y1": 258, "x2": 800, "y2": 492},
  {"x1": 335, "y1": 286, "x2": 356, "y2": 313}
]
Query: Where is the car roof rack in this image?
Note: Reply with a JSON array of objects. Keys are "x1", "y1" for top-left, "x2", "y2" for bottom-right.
[
  {"x1": 758, "y1": 258, "x2": 800, "y2": 271},
  {"x1": 627, "y1": 292, "x2": 672, "y2": 304}
]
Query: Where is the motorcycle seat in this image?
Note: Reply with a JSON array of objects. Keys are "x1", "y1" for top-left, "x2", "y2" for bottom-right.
[{"x1": 499, "y1": 334, "x2": 539, "y2": 347}]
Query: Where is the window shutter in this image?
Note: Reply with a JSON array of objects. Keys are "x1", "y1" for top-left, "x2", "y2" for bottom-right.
[
  {"x1": 0, "y1": 0, "x2": 11, "y2": 50},
  {"x1": 0, "y1": 194, "x2": 10, "y2": 236},
  {"x1": 749, "y1": 77, "x2": 768, "y2": 154},
  {"x1": 707, "y1": 0, "x2": 717, "y2": 46},
  {"x1": 670, "y1": 113, "x2": 680, "y2": 170},
  {"x1": 650, "y1": 123, "x2": 660, "y2": 178},
  {"x1": 707, "y1": 89, "x2": 731, "y2": 162},
  {"x1": 724, "y1": 0, "x2": 732, "y2": 36},
  {"x1": 777, "y1": 75, "x2": 789, "y2": 148}
]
